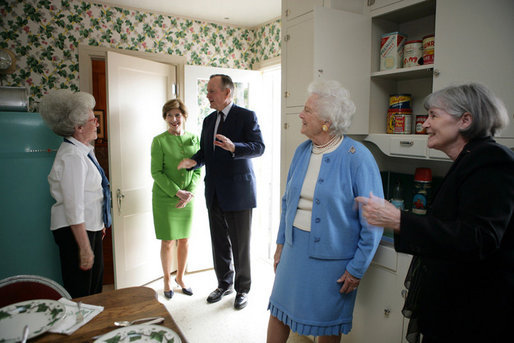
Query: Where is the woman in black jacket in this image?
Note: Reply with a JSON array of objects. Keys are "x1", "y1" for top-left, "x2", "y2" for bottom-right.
[{"x1": 356, "y1": 83, "x2": 514, "y2": 343}]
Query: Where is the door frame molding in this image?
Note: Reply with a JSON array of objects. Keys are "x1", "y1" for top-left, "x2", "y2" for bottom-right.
[{"x1": 78, "y1": 45, "x2": 186, "y2": 99}]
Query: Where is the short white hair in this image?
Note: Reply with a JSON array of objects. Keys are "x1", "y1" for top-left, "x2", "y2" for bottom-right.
[
  {"x1": 308, "y1": 80, "x2": 356, "y2": 136},
  {"x1": 39, "y1": 89, "x2": 95, "y2": 137}
]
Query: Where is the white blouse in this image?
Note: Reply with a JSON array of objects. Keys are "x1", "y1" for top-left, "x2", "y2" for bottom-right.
[{"x1": 48, "y1": 136, "x2": 104, "y2": 232}]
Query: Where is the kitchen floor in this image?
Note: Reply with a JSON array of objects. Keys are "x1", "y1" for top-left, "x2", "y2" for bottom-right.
[{"x1": 143, "y1": 257, "x2": 315, "y2": 343}]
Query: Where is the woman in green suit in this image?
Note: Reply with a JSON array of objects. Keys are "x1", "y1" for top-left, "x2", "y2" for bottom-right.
[{"x1": 151, "y1": 98, "x2": 201, "y2": 299}]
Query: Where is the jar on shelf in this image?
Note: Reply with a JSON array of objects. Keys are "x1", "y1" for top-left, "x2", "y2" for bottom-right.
[
  {"x1": 403, "y1": 40, "x2": 423, "y2": 67},
  {"x1": 412, "y1": 168, "x2": 432, "y2": 215},
  {"x1": 390, "y1": 181, "x2": 405, "y2": 210}
]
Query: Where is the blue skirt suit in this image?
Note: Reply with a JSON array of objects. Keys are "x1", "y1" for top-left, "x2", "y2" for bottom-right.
[{"x1": 268, "y1": 137, "x2": 384, "y2": 335}]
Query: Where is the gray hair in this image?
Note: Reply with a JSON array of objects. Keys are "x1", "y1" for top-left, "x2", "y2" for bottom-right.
[
  {"x1": 39, "y1": 89, "x2": 96, "y2": 137},
  {"x1": 308, "y1": 80, "x2": 356, "y2": 136},
  {"x1": 424, "y1": 83, "x2": 509, "y2": 139},
  {"x1": 210, "y1": 74, "x2": 234, "y2": 98}
]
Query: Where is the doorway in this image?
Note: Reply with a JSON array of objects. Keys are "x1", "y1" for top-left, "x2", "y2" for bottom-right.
[
  {"x1": 91, "y1": 59, "x2": 114, "y2": 285},
  {"x1": 82, "y1": 45, "x2": 281, "y2": 287},
  {"x1": 184, "y1": 65, "x2": 281, "y2": 271},
  {"x1": 80, "y1": 45, "x2": 186, "y2": 289}
]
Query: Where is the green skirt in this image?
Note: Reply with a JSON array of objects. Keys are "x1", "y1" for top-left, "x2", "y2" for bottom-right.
[{"x1": 152, "y1": 188, "x2": 195, "y2": 241}]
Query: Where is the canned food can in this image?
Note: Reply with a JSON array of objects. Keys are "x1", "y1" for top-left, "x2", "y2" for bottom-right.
[
  {"x1": 415, "y1": 114, "x2": 428, "y2": 134},
  {"x1": 386, "y1": 111, "x2": 395, "y2": 134},
  {"x1": 422, "y1": 34, "x2": 435, "y2": 65},
  {"x1": 380, "y1": 32, "x2": 407, "y2": 71},
  {"x1": 403, "y1": 40, "x2": 423, "y2": 67},
  {"x1": 394, "y1": 114, "x2": 412, "y2": 134},
  {"x1": 389, "y1": 94, "x2": 412, "y2": 109},
  {"x1": 387, "y1": 109, "x2": 412, "y2": 134}
]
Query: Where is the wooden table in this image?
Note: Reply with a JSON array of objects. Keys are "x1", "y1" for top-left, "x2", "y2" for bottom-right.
[{"x1": 33, "y1": 286, "x2": 187, "y2": 342}]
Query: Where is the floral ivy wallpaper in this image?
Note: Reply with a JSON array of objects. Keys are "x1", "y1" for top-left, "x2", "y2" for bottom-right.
[{"x1": 0, "y1": 0, "x2": 281, "y2": 110}]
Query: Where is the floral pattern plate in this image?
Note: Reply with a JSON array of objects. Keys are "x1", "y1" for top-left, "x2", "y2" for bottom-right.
[
  {"x1": 94, "y1": 324, "x2": 181, "y2": 343},
  {"x1": 0, "y1": 299, "x2": 66, "y2": 342}
]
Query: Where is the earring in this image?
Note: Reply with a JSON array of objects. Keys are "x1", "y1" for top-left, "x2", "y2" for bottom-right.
[{"x1": 322, "y1": 124, "x2": 328, "y2": 132}]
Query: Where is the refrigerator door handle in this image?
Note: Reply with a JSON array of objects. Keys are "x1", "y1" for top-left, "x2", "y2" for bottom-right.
[{"x1": 116, "y1": 188, "x2": 125, "y2": 215}]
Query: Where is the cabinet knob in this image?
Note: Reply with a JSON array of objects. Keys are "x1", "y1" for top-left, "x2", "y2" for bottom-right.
[
  {"x1": 367, "y1": 0, "x2": 376, "y2": 6},
  {"x1": 401, "y1": 289, "x2": 408, "y2": 298},
  {"x1": 433, "y1": 69, "x2": 440, "y2": 77},
  {"x1": 283, "y1": 123, "x2": 289, "y2": 130},
  {"x1": 284, "y1": 91, "x2": 290, "y2": 98},
  {"x1": 284, "y1": 34, "x2": 290, "y2": 42},
  {"x1": 384, "y1": 307, "x2": 391, "y2": 317},
  {"x1": 285, "y1": 9, "x2": 290, "y2": 17}
]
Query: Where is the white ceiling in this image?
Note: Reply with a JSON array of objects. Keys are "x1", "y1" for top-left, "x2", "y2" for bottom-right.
[{"x1": 97, "y1": 0, "x2": 282, "y2": 27}]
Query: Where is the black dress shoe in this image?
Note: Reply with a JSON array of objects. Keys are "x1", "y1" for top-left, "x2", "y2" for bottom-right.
[
  {"x1": 175, "y1": 278, "x2": 193, "y2": 296},
  {"x1": 181, "y1": 286, "x2": 193, "y2": 296},
  {"x1": 207, "y1": 287, "x2": 233, "y2": 303},
  {"x1": 234, "y1": 292, "x2": 248, "y2": 310},
  {"x1": 164, "y1": 290, "x2": 174, "y2": 299}
]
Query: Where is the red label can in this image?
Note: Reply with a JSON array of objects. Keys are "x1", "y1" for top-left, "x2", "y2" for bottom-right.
[
  {"x1": 387, "y1": 108, "x2": 412, "y2": 134},
  {"x1": 422, "y1": 34, "x2": 435, "y2": 65},
  {"x1": 415, "y1": 114, "x2": 428, "y2": 134}
]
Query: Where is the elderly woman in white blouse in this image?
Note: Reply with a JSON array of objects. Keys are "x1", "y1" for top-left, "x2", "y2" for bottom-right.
[{"x1": 40, "y1": 89, "x2": 110, "y2": 298}]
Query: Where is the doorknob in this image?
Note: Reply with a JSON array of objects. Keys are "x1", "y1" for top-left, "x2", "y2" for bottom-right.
[{"x1": 116, "y1": 188, "x2": 125, "y2": 215}]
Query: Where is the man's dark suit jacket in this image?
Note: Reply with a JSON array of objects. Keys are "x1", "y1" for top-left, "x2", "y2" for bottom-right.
[{"x1": 191, "y1": 104, "x2": 265, "y2": 212}]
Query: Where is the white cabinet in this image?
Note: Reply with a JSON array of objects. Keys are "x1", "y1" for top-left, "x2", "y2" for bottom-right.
[
  {"x1": 365, "y1": 0, "x2": 426, "y2": 16},
  {"x1": 365, "y1": 0, "x2": 514, "y2": 158},
  {"x1": 283, "y1": 0, "x2": 323, "y2": 21},
  {"x1": 281, "y1": 6, "x2": 370, "y2": 125},
  {"x1": 433, "y1": 0, "x2": 514, "y2": 139},
  {"x1": 283, "y1": 13, "x2": 314, "y2": 109},
  {"x1": 281, "y1": 0, "x2": 371, "y2": 189},
  {"x1": 365, "y1": 0, "x2": 404, "y2": 12},
  {"x1": 345, "y1": 244, "x2": 413, "y2": 343}
]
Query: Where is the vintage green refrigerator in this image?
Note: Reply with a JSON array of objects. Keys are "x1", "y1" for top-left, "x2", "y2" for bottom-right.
[{"x1": 0, "y1": 111, "x2": 63, "y2": 283}]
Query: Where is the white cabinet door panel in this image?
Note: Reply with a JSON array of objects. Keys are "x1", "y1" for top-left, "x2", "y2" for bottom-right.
[
  {"x1": 434, "y1": 0, "x2": 514, "y2": 138},
  {"x1": 314, "y1": 7, "x2": 371, "y2": 134},
  {"x1": 284, "y1": 14, "x2": 314, "y2": 108},
  {"x1": 283, "y1": 0, "x2": 323, "y2": 21}
]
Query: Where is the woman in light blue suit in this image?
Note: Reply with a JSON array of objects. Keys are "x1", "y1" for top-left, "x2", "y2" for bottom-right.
[{"x1": 267, "y1": 80, "x2": 384, "y2": 342}]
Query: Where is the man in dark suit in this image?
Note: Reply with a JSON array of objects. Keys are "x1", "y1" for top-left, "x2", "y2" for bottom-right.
[{"x1": 178, "y1": 74, "x2": 265, "y2": 310}]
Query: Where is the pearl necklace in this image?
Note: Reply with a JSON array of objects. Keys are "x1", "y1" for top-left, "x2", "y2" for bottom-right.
[{"x1": 312, "y1": 135, "x2": 342, "y2": 154}]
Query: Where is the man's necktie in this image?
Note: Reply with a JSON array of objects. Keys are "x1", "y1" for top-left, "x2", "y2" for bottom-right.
[{"x1": 216, "y1": 111, "x2": 224, "y2": 135}]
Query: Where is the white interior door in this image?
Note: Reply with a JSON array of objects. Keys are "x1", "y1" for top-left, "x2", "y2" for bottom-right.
[{"x1": 107, "y1": 51, "x2": 176, "y2": 289}]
